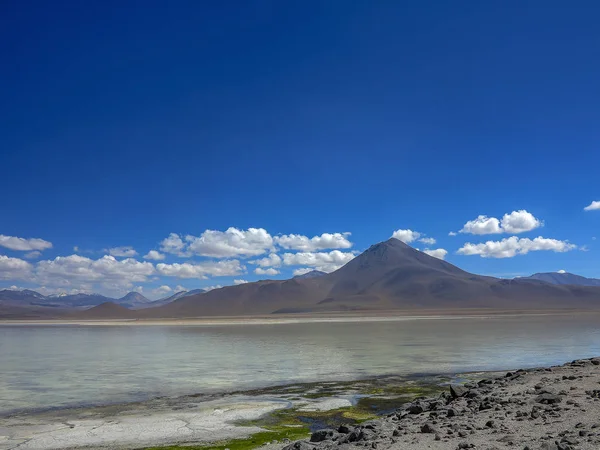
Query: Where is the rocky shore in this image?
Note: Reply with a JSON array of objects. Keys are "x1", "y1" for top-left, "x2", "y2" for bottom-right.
[{"x1": 283, "y1": 357, "x2": 600, "y2": 450}]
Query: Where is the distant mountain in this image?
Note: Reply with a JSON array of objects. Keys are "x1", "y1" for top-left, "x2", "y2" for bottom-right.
[
  {"x1": 520, "y1": 272, "x2": 600, "y2": 287},
  {"x1": 135, "y1": 289, "x2": 206, "y2": 309},
  {"x1": 0, "y1": 289, "x2": 45, "y2": 303},
  {"x1": 293, "y1": 270, "x2": 326, "y2": 279},
  {"x1": 5, "y1": 238, "x2": 600, "y2": 320},
  {"x1": 69, "y1": 302, "x2": 136, "y2": 320},
  {"x1": 134, "y1": 238, "x2": 600, "y2": 319},
  {"x1": 1, "y1": 289, "x2": 154, "y2": 310},
  {"x1": 118, "y1": 292, "x2": 151, "y2": 308}
]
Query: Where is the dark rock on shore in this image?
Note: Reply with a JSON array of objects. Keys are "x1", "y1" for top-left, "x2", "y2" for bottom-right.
[{"x1": 282, "y1": 357, "x2": 600, "y2": 450}]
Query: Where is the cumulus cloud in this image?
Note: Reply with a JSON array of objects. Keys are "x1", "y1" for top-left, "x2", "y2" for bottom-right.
[
  {"x1": 160, "y1": 233, "x2": 186, "y2": 254},
  {"x1": 500, "y1": 210, "x2": 543, "y2": 234},
  {"x1": 419, "y1": 237, "x2": 437, "y2": 245},
  {"x1": 292, "y1": 267, "x2": 313, "y2": 276},
  {"x1": 275, "y1": 232, "x2": 352, "y2": 251},
  {"x1": 255, "y1": 267, "x2": 280, "y2": 276},
  {"x1": 156, "y1": 259, "x2": 244, "y2": 279},
  {"x1": 557, "y1": 270, "x2": 566, "y2": 274},
  {"x1": 423, "y1": 248, "x2": 448, "y2": 260},
  {"x1": 107, "y1": 246, "x2": 138, "y2": 257},
  {"x1": 457, "y1": 236, "x2": 577, "y2": 258},
  {"x1": 35, "y1": 255, "x2": 155, "y2": 289},
  {"x1": 152, "y1": 285, "x2": 173, "y2": 297},
  {"x1": 144, "y1": 250, "x2": 165, "y2": 261},
  {"x1": 0, "y1": 235, "x2": 53, "y2": 252},
  {"x1": 282, "y1": 250, "x2": 355, "y2": 273},
  {"x1": 391, "y1": 229, "x2": 421, "y2": 243},
  {"x1": 448, "y1": 232, "x2": 457, "y2": 236},
  {"x1": 0, "y1": 255, "x2": 33, "y2": 280},
  {"x1": 203, "y1": 285, "x2": 223, "y2": 292},
  {"x1": 233, "y1": 279, "x2": 249, "y2": 285},
  {"x1": 459, "y1": 216, "x2": 502, "y2": 235},
  {"x1": 584, "y1": 201, "x2": 600, "y2": 211},
  {"x1": 250, "y1": 253, "x2": 282, "y2": 267},
  {"x1": 185, "y1": 227, "x2": 274, "y2": 258},
  {"x1": 459, "y1": 210, "x2": 542, "y2": 235},
  {"x1": 24, "y1": 251, "x2": 42, "y2": 260}
]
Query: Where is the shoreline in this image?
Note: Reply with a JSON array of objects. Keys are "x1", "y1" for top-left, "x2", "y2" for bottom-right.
[
  {"x1": 283, "y1": 357, "x2": 600, "y2": 450},
  {"x1": 1, "y1": 309, "x2": 595, "y2": 327},
  {"x1": 5, "y1": 356, "x2": 600, "y2": 450}
]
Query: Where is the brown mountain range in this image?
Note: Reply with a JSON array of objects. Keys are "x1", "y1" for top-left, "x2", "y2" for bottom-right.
[
  {"x1": 6, "y1": 238, "x2": 600, "y2": 320},
  {"x1": 125, "y1": 238, "x2": 600, "y2": 318}
]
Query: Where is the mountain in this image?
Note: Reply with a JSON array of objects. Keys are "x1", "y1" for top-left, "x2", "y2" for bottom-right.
[
  {"x1": 0, "y1": 289, "x2": 157, "y2": 310},
  {"x1": 69, "y1": 302, "x2": 136, "y2": 320},
  {"x1": 5, "y1": 238, "x2": 600, "y2": 320},
  {"x1": 521, "y1": 272, "x2": 600, "y2": 287},
  {"x1": 0, "y1": 289, "x2": 46, "y2": 304},
  {"x1": 118, "y1": 292, "x2": 151, "y2": 308},
  {"x1": 137, "y1": 238, "x2": 600, "y2": 318},
  {"x1": 293, "y1": 270, "x2": 326, "y2": 279},
  {"x1": 134, "y1": 289, "x2": 206, "y2": 309}
]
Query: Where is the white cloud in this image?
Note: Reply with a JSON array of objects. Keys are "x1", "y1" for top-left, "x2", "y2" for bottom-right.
[
  {"x1": 185, "y1": 227, "x2": 274, "y2": 258},
  {"x1": 175, "y1": 285, "x2": 186, "y2": 292},
  {"x1": 203, "y1": 285, "x2": 223, "y2": 292},
  {"x1": 391, "y1": 229, "x2": 421, "y2": 243},
  {"x1": 557, "y1": 269, "x2": 566, "y2": 274},
  {"x1": 419, "y1": 237, "x2": 436, "y2": 245},
  {"x1": 422, "y1": 248, "x2": 448, "y2": 260},
  {"x1": 133, "y1": 286, "x2": 144, "y2": 293},
  {"x1": 460, "y1": 210, "x2": 542, "y2": 235},
  {"x1": 275, "y1": 232, "x2": 352, "y2": 251},
  {"x1": 500, "y1": 210, "x2": 543, "y2": 234},
  {"x1": 144, "y1": 250, "x2": 165, "y2": 261},
  {"x1": 160, "y1": 233, "x2": 186, "y2": 254},
  {"x1": 107, "y1": 246, "x2": 138, "y2": 257},
  {"x1": 292, "y1": 267, "x2": 313, "y2": 276},
  {"x1": 35, "y1": 255, "x2": 156, "y2": 289},
  {"x1": 152, "y1": 285, "x2": 173, "y2": 297},
  {"x1": 459, "y1": 215, "x2": 502, "y2": 235},
  {"x1": 73, "y1": 246, "x2": 80, "y2": 252},
  {"x1": 282, "y1": 250, "x2": 355, "y2": 273},
  {"x1": 24, "y1": 251, "x2": 42, "y2": 260},
  {"x1": 0, "y1": 255, "x2": 32, "y2": 280},
  {"x1": 0, "y1": 235, "x2": 53, "y2": 252},
  {"x1": 156, "y1": 259, "x2": 244, "y2": 279},
  {"x1": 584, "y1": 201, "x2": 600, "y2": 211},
  {"x1": 457, "y1": 236, "x2": 577, "y2": 258},
  {"x1": 233, "y1": 279, "x2": 248, "y2": 285},
  {"x1": 448, "y1": 231, "x2": 457, "y2": 236},
  {"x1": 255, "y1": 267, "x2": 280, "y2": 276},
  {"x1": 250, "y1": 253, "x2": 282, "y2": 267},
  {"x1": 36, "y1": 286, "x2": 91, "y2": 296}
]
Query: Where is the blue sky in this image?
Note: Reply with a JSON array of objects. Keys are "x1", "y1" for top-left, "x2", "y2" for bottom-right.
[{"x1": 1, "y1": 1, "x2": 599, "y2": 298}]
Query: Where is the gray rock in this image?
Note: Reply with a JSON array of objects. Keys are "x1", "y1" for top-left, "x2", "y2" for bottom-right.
[
  {"x1": 338, "y1": 424, "x2": 351, "y2": 434},
  {"x1": 536, "y1": 394, "x2": 562, "y2": 404},
  {"x1": 447, "y1": 407, "x2": 458, "y2": 417},
  {"x1": 450, "y1": 384, "x2": 469, "y2": 399},
  {"x1": 283, "y1": 441, "x2": 314, "y2": 450},
  {"x1": 310, "y1": 429, "x2": 337, "y2": 443},
  {"x1": 420, "y1": 423, "x2": 437, "y2": 433},
  {"x1": 407, "y1": 403, "x2": 425, "y2": 414}
]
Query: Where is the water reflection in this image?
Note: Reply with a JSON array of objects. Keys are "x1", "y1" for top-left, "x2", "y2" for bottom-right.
[{"x1": 1, "y1": 314, "x2": 599, "y2": 414}]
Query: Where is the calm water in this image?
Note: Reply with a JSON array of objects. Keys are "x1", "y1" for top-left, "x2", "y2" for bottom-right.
[{"x1": 1, "y1": 314, "x2": 600, "y2": 415}]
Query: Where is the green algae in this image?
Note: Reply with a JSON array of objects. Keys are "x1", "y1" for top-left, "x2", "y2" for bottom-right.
[
  {"x1": 141, "y1": 427, "x2": 310, "y2": 450},
  {"x1": 141, "y1": 377, "x2": 445, "y2": 450}
]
